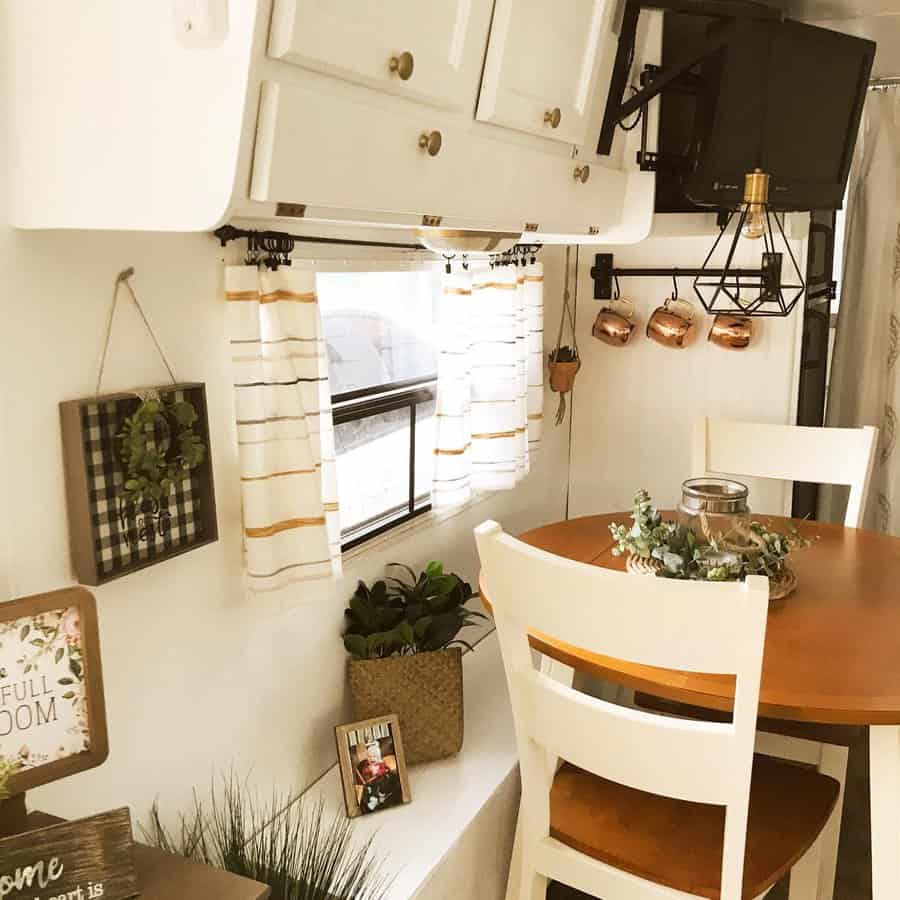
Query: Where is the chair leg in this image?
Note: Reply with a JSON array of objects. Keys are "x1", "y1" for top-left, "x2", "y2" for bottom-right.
[
  {"x1": 754, "y1": 732, "x2": 847, "y2": 900},
  {"x1": 788, "y1": 833, "x2": 823, "y2": 900},
  {"x1": 815, "y1": 744, "x2": 848, "y2": 900},
  {"x1": 517, "y1": 865, "x2": 548, "y2": 900},
  {"x1": 505, "y1": 809, "x2": 523, "y2": 900},
  {"x1": 869, "y1": 725, "x2": 900, "y2": 900}
]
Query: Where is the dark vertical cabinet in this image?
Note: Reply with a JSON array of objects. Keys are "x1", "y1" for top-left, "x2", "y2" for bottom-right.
[{"x1": 792, "y1": 210, "x2": 837, "y2": 519}]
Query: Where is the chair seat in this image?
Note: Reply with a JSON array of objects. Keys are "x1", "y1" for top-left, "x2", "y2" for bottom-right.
[{"x1": 549, "y1": 754, "x2": 839, "y2": 899}]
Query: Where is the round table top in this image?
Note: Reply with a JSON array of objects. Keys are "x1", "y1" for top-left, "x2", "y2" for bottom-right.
[{"x1": 479, "y1": 513, "x2": 900, "y2": 725}]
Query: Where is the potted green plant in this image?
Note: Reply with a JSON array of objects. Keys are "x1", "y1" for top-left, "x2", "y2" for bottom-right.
[{"x1": 342, "y1": 561, "x2": 484, "y2": 764}]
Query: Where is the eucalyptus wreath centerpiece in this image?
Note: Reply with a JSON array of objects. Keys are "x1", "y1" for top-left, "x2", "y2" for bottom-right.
[{"x1": 610, "y1": 489, "x2": 815, "y2": 594}]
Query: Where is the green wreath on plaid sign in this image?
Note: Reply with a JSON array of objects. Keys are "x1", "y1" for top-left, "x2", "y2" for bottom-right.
[{"x1": 118, "y1": 394, "x2": 206, "y2": 508}]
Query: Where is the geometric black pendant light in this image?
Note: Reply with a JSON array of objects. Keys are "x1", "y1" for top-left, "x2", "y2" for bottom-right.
[{"x1": 693, "y1": 170, "x2": 806, "y2": 317}]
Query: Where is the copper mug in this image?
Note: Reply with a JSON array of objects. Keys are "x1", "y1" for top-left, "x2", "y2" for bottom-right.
[
  {"x1": 708, "y1": 313, "x2": 753, "y2": 350},
  {"x1": 646, "y1": 297, "x2": 695, "y2": 348},
  {"x1": 592, "y1": 298, "x2": 636, "y2": 347}
]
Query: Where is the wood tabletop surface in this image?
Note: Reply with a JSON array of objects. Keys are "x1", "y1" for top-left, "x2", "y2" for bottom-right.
[{"x1": 479, "y1": 513, "x2": 900, "y2": 725}]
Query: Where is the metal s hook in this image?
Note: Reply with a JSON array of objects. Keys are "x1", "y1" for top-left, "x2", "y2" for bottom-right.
[
  {"x1": 462, "y1": 253, "x2": 469, "y2": 271},
  {"x1": 671, "y1": 271, "x2": 679, "y2": 300},
  {"x1": 613, "y1": 274, "x2": 622, "y2": 300},
  {"x1": 443, "y1": 253, "x2": 455, "y2": 275}
]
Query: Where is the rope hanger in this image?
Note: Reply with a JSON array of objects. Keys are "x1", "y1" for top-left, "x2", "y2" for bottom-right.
[{"x1": 95, "y1": 268, "x2": 177, "y2": 396}]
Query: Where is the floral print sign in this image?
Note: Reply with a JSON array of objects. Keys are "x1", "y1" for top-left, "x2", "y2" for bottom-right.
[{"x1": 0, "y1": 606, "x2": 90, "y2": 770}]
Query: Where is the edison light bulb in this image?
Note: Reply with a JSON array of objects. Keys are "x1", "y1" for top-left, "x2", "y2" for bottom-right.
[
  {"x1": 740, "y1": 169, "x2": 770, "y2": 241},
  {"x1": 742, "y1": 204, "x2": 766, "y2": 240}
]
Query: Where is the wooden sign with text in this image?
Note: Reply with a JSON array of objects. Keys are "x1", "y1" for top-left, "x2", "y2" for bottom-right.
[
  {"x1": 0, "y1": 588, "x2": 108, "y2": 794},
  {"x1": 0, "y1": 808, "x2": 137, "y2": 900},
  {"x1": 60, "y1": 383, "x2": 218, "y2": 585}
]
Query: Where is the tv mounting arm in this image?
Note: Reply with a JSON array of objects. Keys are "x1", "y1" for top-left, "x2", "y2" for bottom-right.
[{"x1": 596, "y1": 0, "x2": 783, "y2": 156}]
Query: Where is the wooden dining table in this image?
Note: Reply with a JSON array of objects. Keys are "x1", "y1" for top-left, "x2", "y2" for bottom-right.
[{"x1": 479, "y1": 512, "x2": 900, "y2": 900}]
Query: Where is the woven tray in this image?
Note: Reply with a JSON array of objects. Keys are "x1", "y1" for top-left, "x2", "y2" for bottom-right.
[{"x1": 626, "y1": 554, "x2": 798, "y2": 602}]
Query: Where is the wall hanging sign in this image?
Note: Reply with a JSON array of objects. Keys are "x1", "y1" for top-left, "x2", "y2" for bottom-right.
[
  {"x1": 0, "y1": 587, "x2": 108, "y2": 794},
  {"x1": 0, "y1": 807, "x2": 137, "y2": 900},
  {"x1": 335, "y1": 715, "x2": 411, "y2": 819},
  {"x1": 60, "y1": 383, "x2": 218, "y2": 585}
]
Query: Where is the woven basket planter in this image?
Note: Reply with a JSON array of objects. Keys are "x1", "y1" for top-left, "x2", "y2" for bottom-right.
[{"x1": 348, "y1": 648, "x2": 463, "y2": 765}]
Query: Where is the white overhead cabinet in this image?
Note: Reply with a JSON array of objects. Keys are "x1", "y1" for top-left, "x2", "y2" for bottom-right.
[
  {"x1": 8, "y1": 0, "x2": 661, "y2": 242},
  {"x1": 268, "y1": 0, "x2": 493, "y2": 112},
  {"x1": 476, "y1": 0, "x2": 615, "y2": 147}
]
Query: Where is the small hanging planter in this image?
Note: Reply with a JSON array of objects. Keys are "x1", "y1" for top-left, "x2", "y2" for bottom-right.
[
  {"x1": 548, "y1": 347, "x2": 581, "y2": 393},
  {"x1": 549, "y1": 246, "x2": 580, "y2": 425}
]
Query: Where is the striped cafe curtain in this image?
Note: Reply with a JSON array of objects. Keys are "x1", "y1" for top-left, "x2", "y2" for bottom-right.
[
  {"x1": 432, "y1": 261, "x2": 544, "y2": 508},
  {"x1": 225, "y1": 266, "x2": 342, "y2": 593}
]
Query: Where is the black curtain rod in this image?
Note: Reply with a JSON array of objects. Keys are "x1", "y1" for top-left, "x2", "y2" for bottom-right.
[
  {"x1": 213, "y1": 224, "x2": 427, "y2": 252},
  {"x1": 611, "y1": 267, "x2": 765, "y2": 278}
]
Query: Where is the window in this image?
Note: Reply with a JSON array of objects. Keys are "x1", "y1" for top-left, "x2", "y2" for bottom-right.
[{"x1": 318, "y1": 269, "x2": 441, "y2": 549}]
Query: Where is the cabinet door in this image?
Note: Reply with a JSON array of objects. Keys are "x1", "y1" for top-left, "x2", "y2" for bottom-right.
[
  {"x1": 476, "y1": 0, "x2": 615, "y2": 146},
  {"x1": 268, "y1": 0, "x2": 491, "y2": 112},
  {"x1": 251, "y1": 82, "x2": 520, "y2": 228}
]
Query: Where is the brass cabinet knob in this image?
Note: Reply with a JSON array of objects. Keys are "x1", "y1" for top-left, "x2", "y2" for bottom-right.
[
  {"x1": 573, "y1": 165, "x2": 591, "y2": 184},
  {"x1": 389, "y1": 51, "x2": 415, "y2": 80},
  {"x1": 418, "y1": 130, "x2": 442, "y2": 157},
  {"x1": 543, "y1": 107, "x2": 562, "y2": 128}
]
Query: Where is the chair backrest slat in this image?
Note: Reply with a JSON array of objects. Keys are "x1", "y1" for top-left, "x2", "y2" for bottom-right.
[
  {"x1": 694, "y1": 418, "x2": 878, "y2": 527},
  {"x1": 475, "y1": 520, "x2": 770, "y2": 900},
  {"x1": 518, "y1": 668, "x2": 737, "y2": 804},
  {"x1": 480, "y1": 531, "x2": 763, "y2": 675}
]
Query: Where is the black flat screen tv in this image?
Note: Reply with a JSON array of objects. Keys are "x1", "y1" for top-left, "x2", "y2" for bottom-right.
[{"x1": 658, "y1": 16, "x2": 875, "y2": 212}]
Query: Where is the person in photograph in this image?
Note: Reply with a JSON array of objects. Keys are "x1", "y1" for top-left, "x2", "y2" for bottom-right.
[{"x1": 354, "y1": 738, "x2": 401, "y2": 814}]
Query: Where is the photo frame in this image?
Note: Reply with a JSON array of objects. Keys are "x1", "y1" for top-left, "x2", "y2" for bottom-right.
[
  {"x1": 60, "y1": 382, "x2": 218, "y2": 585},
  {"x1": 335, "y1": 714, "x2": 411, "y2": 818},
  {"x1": 0, "y1": 586, "x2": 109, "y2": 793}
]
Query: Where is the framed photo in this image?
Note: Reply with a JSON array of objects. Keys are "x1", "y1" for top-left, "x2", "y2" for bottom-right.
[
  {"x1": 60, "y1": 382, "x2": 218, "y2": 585},
  {"x1": 335, "y1": 714, "x2": 411, "y2": 818},
  {"x1": 0, "y1": 586, "x2": 109, "y2": 793}
]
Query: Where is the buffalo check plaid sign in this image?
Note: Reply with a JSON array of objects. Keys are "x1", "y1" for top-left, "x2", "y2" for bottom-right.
[{"x1": 61, "y1": 384, "x2": 218, "y2": 585}]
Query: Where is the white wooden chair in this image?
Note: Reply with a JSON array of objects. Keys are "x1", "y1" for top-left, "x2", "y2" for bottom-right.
[
  {"x1": 692, "y1": 417, "x2": 878, "y2": 900},
  {"x1": 692, "y1": 418, "x2": 878, "y2": 528},
  {"x1": 475, "y1": 520, "x2": 839, "y2": 900}
]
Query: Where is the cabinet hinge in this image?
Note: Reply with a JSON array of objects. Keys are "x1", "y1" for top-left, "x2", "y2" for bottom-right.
[
  {"x1": 275, "y1": 202, "x2": 307, "y2": 218},
  {"x1": 524, "y1": 223, "x2": 540, "y2": 232},
  {"x1": 588, "y1": 226, "x2": 600, "y2": 235},
  {"x1": 421, "y1": 214, "x2": 443, "y2": 227}
]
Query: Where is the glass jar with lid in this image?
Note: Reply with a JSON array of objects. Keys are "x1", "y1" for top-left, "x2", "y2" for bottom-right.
[{"x1": 677, "y1": 478, "x2": 751, "y2": 549}]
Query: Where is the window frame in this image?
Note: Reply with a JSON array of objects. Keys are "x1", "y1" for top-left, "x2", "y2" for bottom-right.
[{"x1": 332, "y1": 375, "x2": 437, "y2": 552}]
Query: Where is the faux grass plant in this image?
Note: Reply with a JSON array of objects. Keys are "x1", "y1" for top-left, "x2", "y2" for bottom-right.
[{"x1": 143, "y1": 774, "x2": 390, "y2": 900}]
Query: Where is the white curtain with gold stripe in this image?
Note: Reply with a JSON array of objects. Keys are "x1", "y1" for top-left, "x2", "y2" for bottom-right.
[
  {"x1": 225, "y1": 266, "x2": 341, "y2": 593},
  {"x1": 432, "y1": 262, "x2": 544, "y2": 508}
]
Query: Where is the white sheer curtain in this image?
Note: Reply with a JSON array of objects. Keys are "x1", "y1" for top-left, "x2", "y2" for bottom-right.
[
  {"x1": 225, "y1": 266, "x2": 341, "y2": 593},
  {"x1": 825, "y1": 90, "x2": 900, "y2": 533},
  {"x1": 432, "y1": 261, "x2": 544, "y2": 508}
]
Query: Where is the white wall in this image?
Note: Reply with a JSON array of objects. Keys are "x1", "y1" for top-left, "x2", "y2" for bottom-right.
[
  {"x1": 0, "y1": 57, "x2": 569, "y2": 821},
  {"x1": 568, "y1": 222, "x2": 806, "y2": 519}
]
